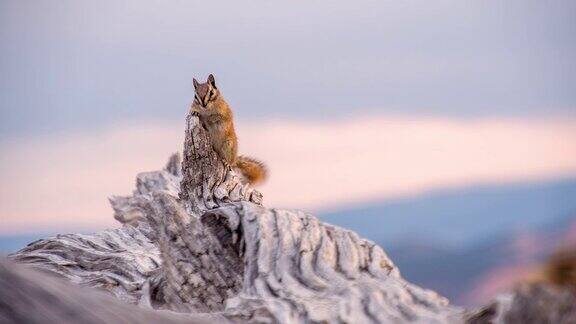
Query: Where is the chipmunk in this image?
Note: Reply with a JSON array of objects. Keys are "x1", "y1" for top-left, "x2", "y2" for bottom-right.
[{"x1": 191, "y1": 74, "x2": 267, "y2": 185}]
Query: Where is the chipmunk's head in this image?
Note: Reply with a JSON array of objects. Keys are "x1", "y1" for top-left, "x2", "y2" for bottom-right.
[{"x1": 193, "y1": 74, "x2": 220, "y2": 107}]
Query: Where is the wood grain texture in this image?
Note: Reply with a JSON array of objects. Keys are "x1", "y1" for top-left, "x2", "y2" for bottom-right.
[
  {"x1": 7, "y1": 109, "x2": 466, "y2": 323},
  {"x1": 0, "y1": 260, "x2": 221, "y2": 324}
]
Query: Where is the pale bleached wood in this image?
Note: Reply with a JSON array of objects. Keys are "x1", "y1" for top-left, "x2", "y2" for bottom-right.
[
  {"x1": 0, "y1": 259, "x2": 224, "y2": 324},
  {"x1": 7, "y1": 108, "x2": 466, "y2": 323},
  {"x1": 179, "y1": 112, "x2": 262, "y2": 214}
]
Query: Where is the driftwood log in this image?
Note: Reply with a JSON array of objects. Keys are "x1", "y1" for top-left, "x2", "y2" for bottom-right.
[
  {"x1": 0, "y1": 260, "x2": 221, "y2": 324},
  {"x1": 6, "y1": 107, "x2": 469, "y2": 323}
]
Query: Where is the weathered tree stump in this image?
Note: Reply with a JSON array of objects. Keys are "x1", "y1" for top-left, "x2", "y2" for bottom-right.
[{"x1": 7, "y1": 108, "x2": 465, "y2": 323}]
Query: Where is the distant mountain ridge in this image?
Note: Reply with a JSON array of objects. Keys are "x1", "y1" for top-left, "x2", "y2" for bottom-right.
[
  {"x1": 320, "y1": 178, "x2": 576, "y2": 249},
  {"x1": 387, "y1": 214, "x2": 576, "y2": 307},
  {"x1": 319, "y1": 177, "x2": 576, "y2": 307}
]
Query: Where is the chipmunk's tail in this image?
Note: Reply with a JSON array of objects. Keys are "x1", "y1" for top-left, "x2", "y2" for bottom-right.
[{"x1": 235, "y1": 156, "x2": 267, "y2": 185}]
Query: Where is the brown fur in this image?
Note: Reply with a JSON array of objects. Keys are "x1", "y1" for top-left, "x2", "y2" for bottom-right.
[
  {"x1": 543, "y1": 248, "x2": 576, "y2": 287},
  {"x1": 191, "y1": 74, "x2": 267, "y2": 185},
  {"x1": 236, "y1": 156, "x2": 267, "y2": 185}
]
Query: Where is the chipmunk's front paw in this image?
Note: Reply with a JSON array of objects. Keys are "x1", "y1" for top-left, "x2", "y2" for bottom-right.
[{"x1": 191, "y1": 110, "x2": 200, "y2": 117}]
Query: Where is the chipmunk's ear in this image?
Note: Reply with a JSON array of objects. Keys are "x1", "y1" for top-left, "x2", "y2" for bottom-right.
[
  {"x1": 193, "y1": 78, "x2": 199, "y2": 89},
  {"x1": 208, "y1": 74, "x2": 217, "y2": 89}
]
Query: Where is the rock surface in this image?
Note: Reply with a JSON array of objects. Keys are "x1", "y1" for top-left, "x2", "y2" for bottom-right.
[
  {"x1": 466, "y1": 283, "x2": 576, "y2": 324},
  {"x1": 466, "y1": 247, "x2": 576, "y2": 323},
  {"x1": 6, "y1": 106, "x2": 465, "y2": 323}
]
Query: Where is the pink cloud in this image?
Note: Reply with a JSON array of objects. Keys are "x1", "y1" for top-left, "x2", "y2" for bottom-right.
[{"x1": 1, "y1": 115, "x2": 575, "y2": 234}]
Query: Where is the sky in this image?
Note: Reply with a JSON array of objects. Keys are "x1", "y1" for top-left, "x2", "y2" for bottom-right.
[{"x1": 1, "y1": 0, "x2": 575, "y2": 234}]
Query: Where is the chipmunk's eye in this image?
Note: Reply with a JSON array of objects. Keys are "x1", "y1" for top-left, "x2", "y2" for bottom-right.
[{"x1": 209, "y1": 90, "x2": 216, "y2": 100}]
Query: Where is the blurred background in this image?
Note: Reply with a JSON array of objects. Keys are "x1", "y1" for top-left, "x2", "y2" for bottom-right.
[{"x1": 1, "y1": 0, "x2": 575, "y2": 307}]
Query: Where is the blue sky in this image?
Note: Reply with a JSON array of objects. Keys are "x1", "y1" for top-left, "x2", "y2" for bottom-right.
[{"x1": 1, "y1": 0, "x2": 575, "y2": 138}]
